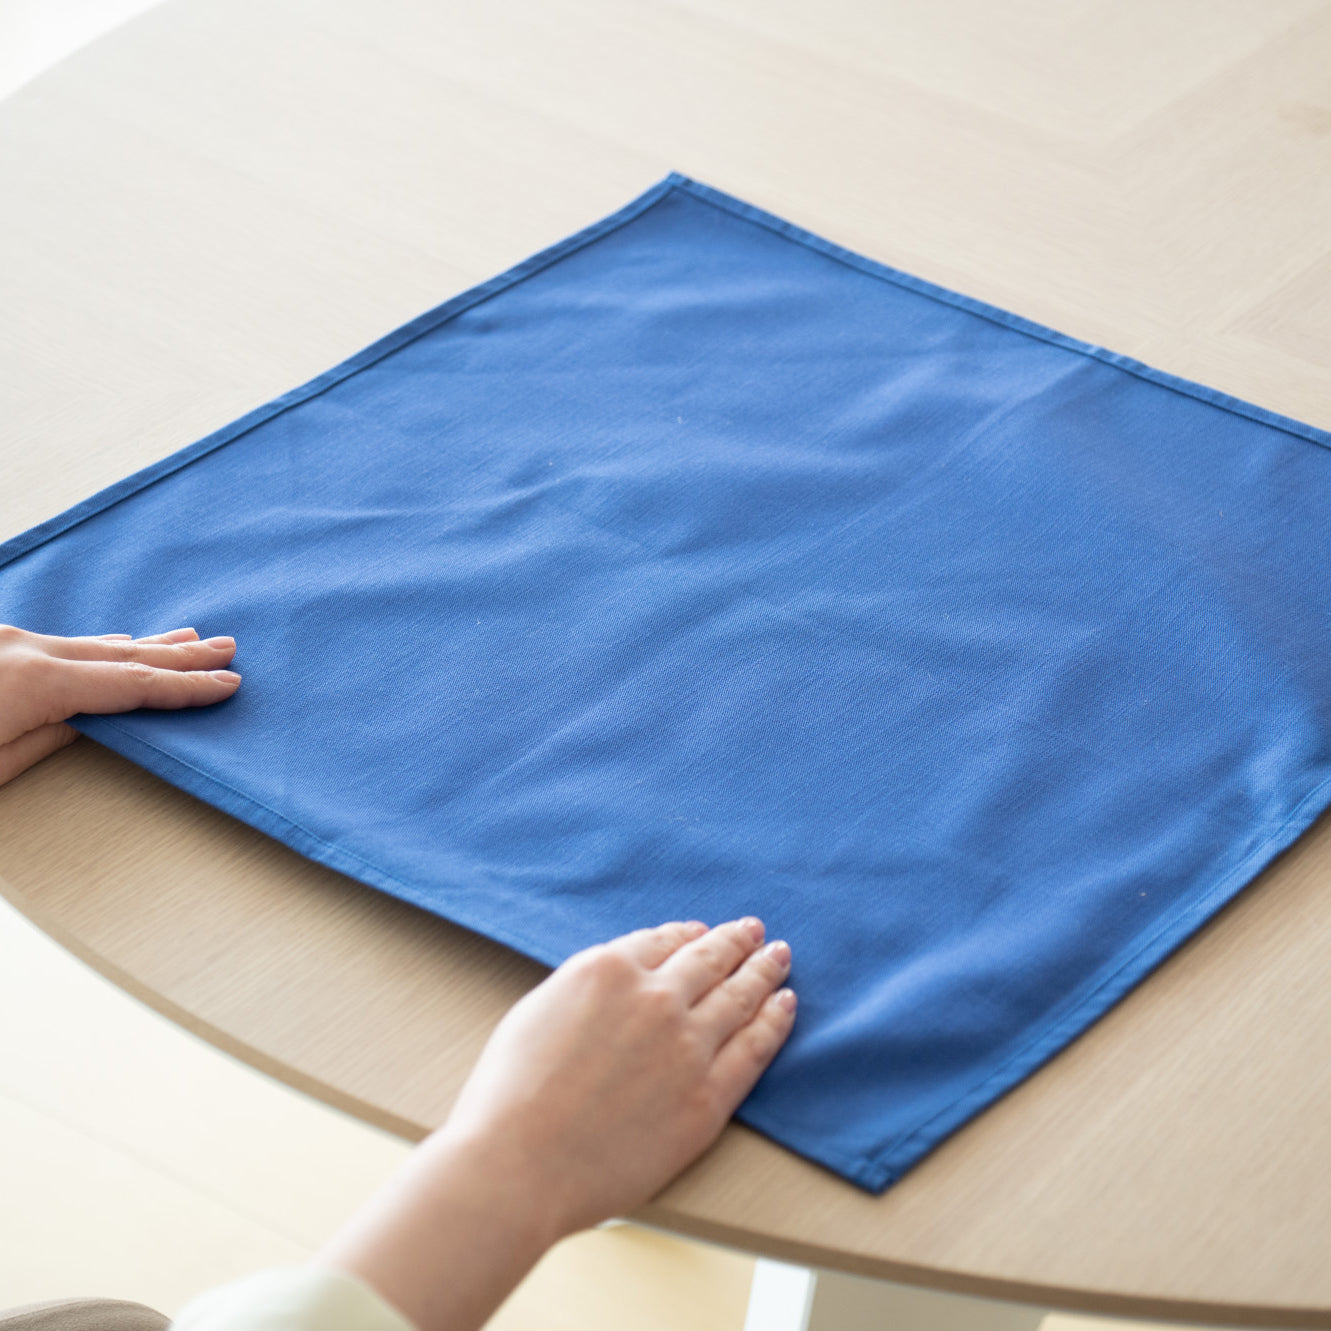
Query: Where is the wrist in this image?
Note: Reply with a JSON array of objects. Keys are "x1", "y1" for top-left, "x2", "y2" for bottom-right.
[
  {"x1": 418, "y1": 1118, "x2": 572, "y2": 1250},
  {"x1": 319, "y1": 1122, "x2": 564, "y2": 1331}
]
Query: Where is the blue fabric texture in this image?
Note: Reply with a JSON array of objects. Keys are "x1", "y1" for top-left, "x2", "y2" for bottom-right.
[{"x1": 3, "y1": 173, "x2": 1330, "y2": 1191}]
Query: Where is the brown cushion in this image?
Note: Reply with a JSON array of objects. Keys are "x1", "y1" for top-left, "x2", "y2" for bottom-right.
[{"x1": 0, "y1": 1301, "x2": 168, "y2": 1331}]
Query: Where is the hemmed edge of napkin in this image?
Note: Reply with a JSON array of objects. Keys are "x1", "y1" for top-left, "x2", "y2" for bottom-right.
[
  {"x1": 667, "y1": 174, "x2": 1331, "y2": 455},
  {"x1": 739, "y1": 767, "x2": 1331, "y2": 1190},
  {"x1": 4, "y1": 169, "x2": 1328, "y2": 582},
  {"x1": 72, "y1": 710, "x2": 1331, "y2": 1193},
  {"x1": 0, "y1": 174, "x2": 684, "y2": 573}
]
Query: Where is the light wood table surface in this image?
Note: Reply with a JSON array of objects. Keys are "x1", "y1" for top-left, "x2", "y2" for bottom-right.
[{"x1": 3, "y1": 1, "x2": 1331, "y2": 1324}]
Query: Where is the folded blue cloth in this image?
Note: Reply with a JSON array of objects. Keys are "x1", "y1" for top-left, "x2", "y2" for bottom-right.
[{"x1": 4, "y1": 173, "x2": 1330, "y2": 1191}]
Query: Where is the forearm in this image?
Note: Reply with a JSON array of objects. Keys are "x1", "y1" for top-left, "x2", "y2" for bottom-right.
[
  {"x1": 306, "y1": 917, "x2": 793, "y2": 1331},
  {"x1": 316, "y1": 1125, "x2": 562, "y2": 1331}
]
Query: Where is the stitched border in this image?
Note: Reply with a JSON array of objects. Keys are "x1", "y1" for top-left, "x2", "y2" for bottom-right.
[
  {"x1": 71, "y1": 716, "x2": 577, "y2": 974},
  {"x1": 78, "y1": 702, "x2": 1331, "y2": 1192},
  {"x1": 0, "y1": 174, "x2": 681, "y2": 571},
  {"x1": 668, "y1": 175, "x2": 1331, "y2": 454},
  {"x1": 861, "y1": 767, "x2": 1331, "y2": 1188},
  {"x1": 4, "y1": 169, "x2": 1327, "y2": 576}
]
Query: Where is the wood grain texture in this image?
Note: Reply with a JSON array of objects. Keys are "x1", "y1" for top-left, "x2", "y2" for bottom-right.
[{"x1": 2, "y1": 0, "x2": 1330, "y2": 1320}]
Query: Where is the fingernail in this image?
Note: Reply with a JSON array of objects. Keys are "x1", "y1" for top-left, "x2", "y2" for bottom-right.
[
  {"x1": 683, "y1": 920, "x2": 708, "y2": 937},
  {"x1": 764, "y1": 940, "x2": 791, "y2": 966},
  {"x1": 775, "y1": 988, "x2": 797, "y2": 1013},
  {"x1": 161, "y1": 628, "x2": 197, "y2": 642},
  {"x1": 204, "y1": 636, "x2": 235, "y2": 650},
  {"x1": 211, "y1": 670, "x2": 241, "y2": 684},
  {"x1": 740, "y1": 916, "x2": 765, "y2": 943}
]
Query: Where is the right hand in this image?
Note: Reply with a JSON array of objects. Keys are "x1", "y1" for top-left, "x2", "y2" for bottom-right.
[
  {"x1": 319, "y1": 919, "x2": 796, "y2": 1331},
  {"x1": 445, "y1": 916, "x2": 797, "y2": 1236}
]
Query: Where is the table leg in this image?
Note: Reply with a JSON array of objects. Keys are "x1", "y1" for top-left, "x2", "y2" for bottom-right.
[
  {"x1": 743, "y1": 1259, "x2": 817, "y2": 1331},
  {"x1": 744, "y1": 1259, "x2": 1049, "y2": 1331}
]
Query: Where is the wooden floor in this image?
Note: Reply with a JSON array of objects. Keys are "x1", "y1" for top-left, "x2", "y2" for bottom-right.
[
  {"x1": 0, "y1": 895, "x2": 1182, "y2": 1331},
  {"x1": 0, "y1": 895, "x2": 755, "y2": 1329}
]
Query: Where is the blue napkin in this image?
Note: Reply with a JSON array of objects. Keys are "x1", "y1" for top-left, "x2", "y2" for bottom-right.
[{"x1": 4, "y1": 173, "x2": 1330, "y2": 1191}]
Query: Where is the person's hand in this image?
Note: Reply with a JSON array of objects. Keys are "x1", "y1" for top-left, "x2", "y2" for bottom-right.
[
  {"x1": 319, "y1": 919, "x2": 796, "y2": 1331},
  {"x1": 445, "y1": 916, "x2": 796, "y2": 1232},
  {"x1": 0, "y1": 624, "x2": 240, "y2": 786}
]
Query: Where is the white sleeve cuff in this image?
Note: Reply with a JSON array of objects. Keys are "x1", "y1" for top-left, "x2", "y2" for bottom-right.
[{"x1": 170, "y1": 1265, "x2": 418, "y2": 1331}]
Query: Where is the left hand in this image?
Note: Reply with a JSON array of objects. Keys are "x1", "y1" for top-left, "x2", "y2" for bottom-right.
[{"x1": 0, "y1": 624, "x2": 240, "y2": 786}]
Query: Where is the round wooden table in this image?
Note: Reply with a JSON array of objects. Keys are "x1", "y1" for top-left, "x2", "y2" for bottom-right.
[{"x1": 4, "y1": 1, "x2": 1331, "y2": 1324}]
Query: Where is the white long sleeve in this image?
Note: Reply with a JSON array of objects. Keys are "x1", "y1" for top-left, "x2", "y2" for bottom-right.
[{"x1": 170, "y1": 1266, "x2": 416, "y2": 1331}]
